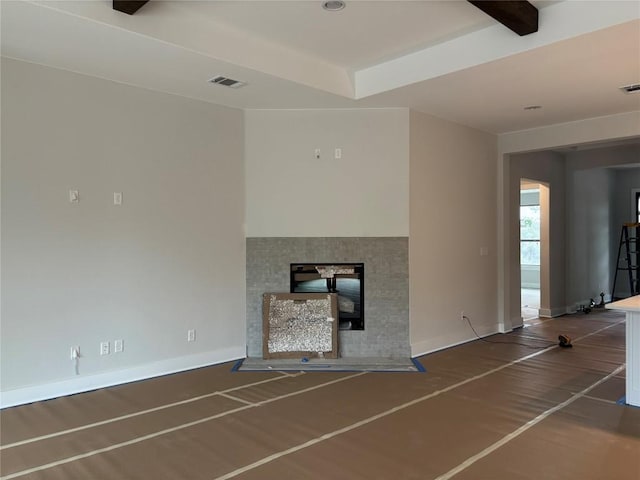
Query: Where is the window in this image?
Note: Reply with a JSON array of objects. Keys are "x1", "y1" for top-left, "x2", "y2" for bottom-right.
[{"x1": 520, "y1": 205, "x2": 540, "y2": 265}]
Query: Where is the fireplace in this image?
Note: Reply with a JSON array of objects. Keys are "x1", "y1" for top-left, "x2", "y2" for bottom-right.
[
  {"x1": 290, "y1": 263, "x2": 364, "y2": 330},
  {"x1": 246, "y1": 237, "x2": 409, "y2": 358}
]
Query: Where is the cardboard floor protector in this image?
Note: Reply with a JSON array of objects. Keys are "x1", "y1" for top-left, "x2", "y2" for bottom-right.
[
  {"x1": 1, "y1": 309, "x2": 636, "y2": 480},
  {"x1": 451, "y1": 397, "x2": 640, "y2": 480},
  {"x1": 0, "y1": 362, "x2": 281, "y2": 445}
]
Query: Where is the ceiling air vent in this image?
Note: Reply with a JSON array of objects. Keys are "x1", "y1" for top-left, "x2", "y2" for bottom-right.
[
  {"x1": 208, "y1": 76, "x2": 246, "y2": 89},
  {"x1": 620, "y1": 83, "x2": 640, "y2": 94}
]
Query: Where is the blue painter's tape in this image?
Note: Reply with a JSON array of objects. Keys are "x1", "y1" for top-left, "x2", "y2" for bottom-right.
[
  {"x1": 233, "y1": 358, "x2": 427, "y2": 373},
  {"x1": 231, "y1": 359, "x2": 244, "y2": 372},
  {"x1": 617, "y1": 396, "x2": 640, "y2": 408},
  {"x1": 412, "y1": 357, "x2": 426, "y2": 372}
]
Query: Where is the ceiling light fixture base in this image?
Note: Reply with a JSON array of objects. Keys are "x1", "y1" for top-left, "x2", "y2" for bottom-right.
[{"x1": 322, "y1": 1, "x2": 345, "y2": 12}]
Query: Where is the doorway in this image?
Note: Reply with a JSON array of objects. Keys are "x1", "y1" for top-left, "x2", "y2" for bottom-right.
[{"x1": 520, "y1": 181, "x2": 541, "y2": 323}]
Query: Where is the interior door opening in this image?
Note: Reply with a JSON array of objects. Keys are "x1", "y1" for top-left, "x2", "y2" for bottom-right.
[
  {"x1": 520, "y1": 181, "x2": 541, "y2": 324},
  {"x1": 520, "y1": 179, "x2": 551, "y2": 325}
]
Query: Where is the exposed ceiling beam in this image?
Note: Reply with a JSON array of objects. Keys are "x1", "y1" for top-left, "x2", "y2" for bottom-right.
[
  {"x1": 113, "y1": 1, "x2": 149, "y2": 16},
  {"x1": 468, "y1": 1, "x2": 538, "y2": 36}
]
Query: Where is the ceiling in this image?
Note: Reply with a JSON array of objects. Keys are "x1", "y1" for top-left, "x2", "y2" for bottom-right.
[{"x1": 1, "y1": 0, "x2": 639, "y2": 134}]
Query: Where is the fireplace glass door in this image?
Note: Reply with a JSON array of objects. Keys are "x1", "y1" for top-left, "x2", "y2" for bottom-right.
[{"x1": 290, "y1": 263, "x2": 364, "y2": 330}]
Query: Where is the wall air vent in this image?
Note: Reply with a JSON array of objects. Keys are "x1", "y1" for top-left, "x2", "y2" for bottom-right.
[
  {"x1": 208, "y1": 76, "x2": 246, "y2": 89},
  {"x1": 620, "y1": 83, "x2": 640, "y2": 94}
]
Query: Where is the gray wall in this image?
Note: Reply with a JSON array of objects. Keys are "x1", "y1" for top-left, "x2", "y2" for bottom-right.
[
  {"x1": 498, "y1": 113, "x2": 640, "y2": 332},
  {"x1": 1, "y1": 58, "x2": 246, "y2": 402},
  {"x1": 613, "y1": 168, "x2": 640, "y2": 225},
  {"x1": 565, "y1": 144, "x2": 640, "y2": 303},
  {"x1": 565, "y1": 166, "x2": 615, "y2": 306},
  {"x1": 509, "y1": 151, "x2": 566, "y2": 321},
  {"x1": 611, "y1": 167, "x2": 640, "y2": 297},
  {"x1": 507, "y1": 144, "x2": 640, "y2": 322}
]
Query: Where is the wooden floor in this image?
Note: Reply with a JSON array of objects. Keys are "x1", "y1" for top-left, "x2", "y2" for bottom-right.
[{"x1": 1, "y1": 309, "x2": 639, "y2": 479}]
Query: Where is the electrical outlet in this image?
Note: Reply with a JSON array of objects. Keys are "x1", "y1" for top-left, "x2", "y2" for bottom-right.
[
  {"x1": 114, "y1": 339, "x2": 124, "y2": 353},
  {"x1": 70, "y1": 346, "x2": 80, "y2": 360},
  {"x1": 100, "y1": 341, "x2": 110, "y2": 355},
  {"x1": 187, "y1": 329, "x2": 196, "y2": 342}
]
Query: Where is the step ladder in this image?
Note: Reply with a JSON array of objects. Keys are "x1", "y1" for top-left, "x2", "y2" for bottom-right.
[{"x1": 611, "y1": 222, "x2": 640, "y2": 300}]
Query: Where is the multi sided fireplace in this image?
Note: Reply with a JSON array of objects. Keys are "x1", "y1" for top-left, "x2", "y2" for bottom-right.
[{"x1": 290, "y1": 263, "x2": 364, "y2": 330}]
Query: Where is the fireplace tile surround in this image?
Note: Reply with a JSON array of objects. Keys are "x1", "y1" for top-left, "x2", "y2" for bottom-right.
[{"x1": 246, "y1": 237, "x2": 409, "y2": 358}]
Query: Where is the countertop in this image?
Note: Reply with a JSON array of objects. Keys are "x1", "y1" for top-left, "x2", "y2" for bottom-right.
[{"x1": 606, "y1": 296, "x2": 640, "y2": 312}]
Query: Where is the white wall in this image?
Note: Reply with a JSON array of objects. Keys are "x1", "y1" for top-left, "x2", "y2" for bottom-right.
[
  {"x1": 244, "y1": 109, "x2": 409, "y2": 237},
  {"x1": 409, "y1": 111, "x2": 497, "y2": 355},
  {"x1": 499, "y1": 112, "x2": 640, "y2": 154},
  {"x1": 245, "y1": 109, "x2": 499, "y2": 357},
  {"x1": 1, "y1": 59, "x2": 246, "y2": 406}
]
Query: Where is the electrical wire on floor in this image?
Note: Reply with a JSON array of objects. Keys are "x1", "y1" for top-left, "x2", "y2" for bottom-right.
[{"x1": 463, "y1": 315, "x2": 557, "y2": 349}]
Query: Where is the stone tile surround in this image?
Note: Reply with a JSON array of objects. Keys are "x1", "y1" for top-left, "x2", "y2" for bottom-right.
[{"x1": 246, "y1": 237, "x2": 409, "y2": 358}]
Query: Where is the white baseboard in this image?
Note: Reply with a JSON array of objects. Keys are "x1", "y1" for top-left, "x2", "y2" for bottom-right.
[
  {"x1": 511, "y1": 315, "x2": 524, "y2": 329},
  {"x1": 411, "y1": 325, "x2": 500, "y2": 358},
  {"x1": 0, "y1": 346, "x2": 245, "y2": 409},
  {"x1": 538, "y1": 306, "x2": 568, "y2": 318}
]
